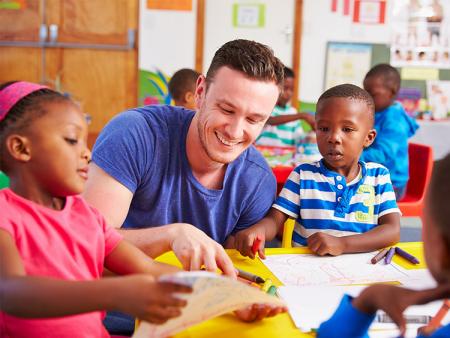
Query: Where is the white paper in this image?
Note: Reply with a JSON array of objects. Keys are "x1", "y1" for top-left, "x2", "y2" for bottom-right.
[
  {"x1": 132, "y1": 271, "x2": 285, "y2": 338},
  {"x1": 263, "y1": 253, "x2": 410, "y2": 286},
  {"x1": 277, "y1": 285, "x2": 449, "y2": 336}
]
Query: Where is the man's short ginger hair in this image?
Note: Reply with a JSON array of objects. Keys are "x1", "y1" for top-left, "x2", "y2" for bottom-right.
[{"x1": 205, "y1": 39, "x2": 284, "y2": 91}]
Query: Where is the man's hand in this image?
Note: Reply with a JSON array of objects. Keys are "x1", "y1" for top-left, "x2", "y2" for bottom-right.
[
  {"x1": 234, "y1": 224, "x2": 267, "y2": 259},
  {"x1": 307, "y1": 232, "x2": 346, "y2": 256},
  {"x1": 169, "y1": 223, "x2": 236, "y2": 277},
  {"x1": 234, "y1": 304, "x2": 287, "y2": 322}
]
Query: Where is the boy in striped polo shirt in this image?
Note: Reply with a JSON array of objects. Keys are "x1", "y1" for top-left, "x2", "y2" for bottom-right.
[
  {"x1": 256, "y1": 66, "x2": 315, "y2": 147},
  {"x1": 233, "y1": 84, "x2": 400, "y2": 257}
]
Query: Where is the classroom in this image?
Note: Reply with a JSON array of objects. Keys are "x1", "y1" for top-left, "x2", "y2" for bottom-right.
[{"x1": 1, "y1": 1, "x2": 450, "y2": 337}]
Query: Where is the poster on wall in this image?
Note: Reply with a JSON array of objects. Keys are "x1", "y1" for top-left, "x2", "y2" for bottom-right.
[
  {"x1": 426, "y1": 80, "x2": 450, "y2": 119},
  {"x1": 391, "y1": 0, "x2": 450, "y2": 68},
  {"x1": 324, "y1": 42, "x2": 372, "y2": 90},
  {"x1": 353, "y1": 0, "x2": 386, "y2": 24}
]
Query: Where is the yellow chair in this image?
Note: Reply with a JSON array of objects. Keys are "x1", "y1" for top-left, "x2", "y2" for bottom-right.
[{"x1": 281, "y1": 218, "x2": 295, "y2": 248}]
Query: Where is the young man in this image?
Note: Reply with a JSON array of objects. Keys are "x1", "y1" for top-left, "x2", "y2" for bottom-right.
[{"x1": 83, "y1": 39, "x2": 285, "y2": 333}]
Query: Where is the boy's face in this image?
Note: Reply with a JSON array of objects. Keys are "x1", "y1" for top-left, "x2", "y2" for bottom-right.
[
  {"x1": 277, "y1": 76, "x2": 294, "y2": 108},
  {"x1": 315, "y1": 97, "x2": 376, "y2": 177},
  {"x1": 22, "y1": 101, "x2": 91, "y2": 196},
  {"x1": 363, "y1": 76, "x2": 396, "y2": 112}
]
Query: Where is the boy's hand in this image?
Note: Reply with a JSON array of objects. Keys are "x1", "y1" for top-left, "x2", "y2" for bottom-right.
[
  {"x1": 234, "y1": 224, "x2": 266, "y2": 259},
  {"x1": 115, "y1": 274, "x2": 192, "y2": 324},
  {"x1": 307, "y1": 232, "x2": 346, "y2": 256},
  {"x1": 234, "y1": 304, "x2": 287, "y2": 322}
]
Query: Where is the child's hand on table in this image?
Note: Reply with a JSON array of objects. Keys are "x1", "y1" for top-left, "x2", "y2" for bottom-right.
[
  {"x1": 234, "y1": 224, "x2": 267, "y2": 259},
  {"x1": 234, "y1": 304, "x2": 287, "y2": 322},
  {"x1": 115, "y1": 274, "x2": 192, "y2": 324},
  {"x1": 307, "y1": 232, "x2": 346, "y2": 256}
]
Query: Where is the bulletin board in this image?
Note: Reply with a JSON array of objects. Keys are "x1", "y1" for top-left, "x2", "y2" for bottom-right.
[
  {"x1": 370, "y1": 43, "x2": 450, "y2": 99},
  {"x1": 324, "y1": 41, "x2": 450, "y2": 99},
  {"x1": 324, "y1": 42, "x2": 373, "y2": 91}
]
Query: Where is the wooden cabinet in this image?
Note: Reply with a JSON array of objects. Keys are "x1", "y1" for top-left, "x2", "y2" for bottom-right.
[{"x1": 0, "y1": 0, "x2": 138, "y2": 146}]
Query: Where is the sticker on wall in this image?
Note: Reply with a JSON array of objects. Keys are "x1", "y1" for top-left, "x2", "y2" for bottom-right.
[
  {"x1": 232, "y1": 3, "x2": 265, "y2": 28},
  {"x1": 0, "y1": 0, "x2": 26, "y2": 10},
  {"x1": 147, "y1": 0, "x2": 192, "y2": 11},
  {"x1": 139, "y1": 69, "x2": 172, "y2": 106},
  {"x1": 353, "y1": 0, "x2": 386, "y2": 24}
]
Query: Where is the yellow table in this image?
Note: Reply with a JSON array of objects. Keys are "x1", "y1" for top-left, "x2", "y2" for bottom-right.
[{"x1": 155, "y1": 243, "x2": 425, "y2": 338}]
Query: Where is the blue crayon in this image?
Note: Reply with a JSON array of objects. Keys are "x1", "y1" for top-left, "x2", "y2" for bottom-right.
[
  {"x1": 395, "y1": 247, "x2": 420, "y2": 264},
  {"x1": 384, "y1": 247, "x2": 395, "y2": 264}
]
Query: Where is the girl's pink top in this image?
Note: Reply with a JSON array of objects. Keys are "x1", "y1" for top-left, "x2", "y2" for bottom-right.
[{"x1": 0, "y1": 188, "x2": 122, "y2": 338}]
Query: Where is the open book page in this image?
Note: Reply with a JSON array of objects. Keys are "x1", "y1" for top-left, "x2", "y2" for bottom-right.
[
  {"x1": 132, "y1": 271, "x2": 285, "y2": 338},
  {"x1": 263, "y1": 252, "x2": 411, "y2": 286}
]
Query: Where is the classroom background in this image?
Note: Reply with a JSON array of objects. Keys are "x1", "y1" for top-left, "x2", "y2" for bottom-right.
[{"x1": 1, "y1": 0, "x2": 448, "y2": 238}]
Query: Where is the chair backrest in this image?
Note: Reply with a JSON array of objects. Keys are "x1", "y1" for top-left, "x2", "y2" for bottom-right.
[{"x1": 403, "y1": 143, "x2": 433, "y2": 200}]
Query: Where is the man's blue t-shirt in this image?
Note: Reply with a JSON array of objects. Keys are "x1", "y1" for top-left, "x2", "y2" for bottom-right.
[{"x1": 92, "y1": 105, "x2": 277, "y2": 244}]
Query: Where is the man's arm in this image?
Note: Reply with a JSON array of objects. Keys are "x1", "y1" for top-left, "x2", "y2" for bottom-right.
[
  {"x1": 83, "y1": 163, "x2": 236, "y2": 276},
  {"x1": 83, "y1": 163, "x2": 172, "y2": 257}
]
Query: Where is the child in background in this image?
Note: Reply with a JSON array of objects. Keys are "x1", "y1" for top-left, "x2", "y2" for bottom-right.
[
  {"x1": 361, "y1": 63, "x2": 419, "y2": 200},
  {"x1": 168, "y1": 68, "x2": 200, "y2": 110},
  {"x1": 232, "y1": 84, "x2": 400, "y2": 257},
  {"x1": 0, "y1": 81, "x2": 192, "y2": 337},
  {"x1": 318, "y1": 153, "x2": 450, "y2": 338},
  {"x1": 256, "y1": 66, "x2": 315, "y2": 147}
]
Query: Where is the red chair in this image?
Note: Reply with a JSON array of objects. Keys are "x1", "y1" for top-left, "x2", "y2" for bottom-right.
[{"x1": 397, "y1": 143, "x2": 434, "y2": 221}]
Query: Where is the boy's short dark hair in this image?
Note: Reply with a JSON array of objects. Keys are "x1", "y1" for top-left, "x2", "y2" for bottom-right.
[
  {"x1": 427, "y1": 153, "x2": 450, "y2": 245},
  {"x1": 206, "y1": 39, "x2": 284, "y2": 91},
  {"x1": 364, "y1": 63, "x2": 401, "y2": 94},
  {"x1": 168, "y1": 68, "x2": 200, "y2": 101},
  {"x1": 317, "y1": 84, "x2": 375, "y2": 124},
  {"x1": 284, "y1": 66, "x2": 295, "y2": 79}
]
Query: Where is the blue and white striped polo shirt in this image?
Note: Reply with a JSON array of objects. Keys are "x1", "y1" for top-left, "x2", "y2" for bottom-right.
[{"x1": 273, "y1": 160, "x2": 400, "y2": 246}]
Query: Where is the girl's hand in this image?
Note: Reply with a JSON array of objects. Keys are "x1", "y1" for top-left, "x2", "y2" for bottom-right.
[{"x1": 115, "y1": 274, "x2": 192, "y2": 324}]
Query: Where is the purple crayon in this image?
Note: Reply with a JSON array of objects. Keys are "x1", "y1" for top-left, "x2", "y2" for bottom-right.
[
  {"x1": 395, "y1": 247, "x2": 420, "y2": 264},
  {"x1": 384, "y1": 247, "x2": 395, "y2": 264}
]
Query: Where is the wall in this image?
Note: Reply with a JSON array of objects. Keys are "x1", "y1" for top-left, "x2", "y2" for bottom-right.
[
  {"x1": 299, "y1": 0, "x2": 393, "y2": 103},
  {"x1": 139, "y1": 0, "x2": 197, "y2": 74},
  {"x1": 138, "y1": 0, "x2": 398, "y2": 105}
]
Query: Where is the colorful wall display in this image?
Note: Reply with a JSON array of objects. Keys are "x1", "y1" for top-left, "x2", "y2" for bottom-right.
[{"x1": 391, "y1": 0, "x2": 450, "y2": 69}]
